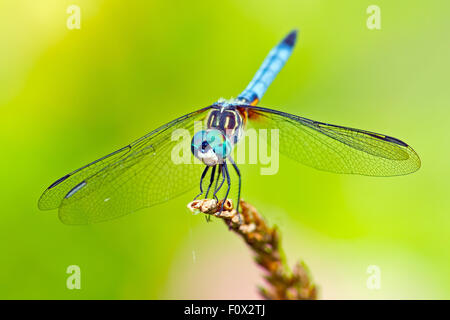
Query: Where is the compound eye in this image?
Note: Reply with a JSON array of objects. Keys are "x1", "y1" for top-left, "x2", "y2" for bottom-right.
[
  {"x1": 201, "y1": 141, "x2": 209, "y2": 151},
  {"x1": 191, "y1": 130, "x2": 207, "y2": 155},
  {"x1": 213, "y1": 139, "x2": 232, "y2": 159},
  {"x1": 206, "y1": 130, "x2": 223, "y2": 145}
]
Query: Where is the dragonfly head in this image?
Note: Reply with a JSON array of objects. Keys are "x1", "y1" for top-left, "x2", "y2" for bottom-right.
[{"x1": 191, "y1": 129, "x2": 232, "y2": 166}]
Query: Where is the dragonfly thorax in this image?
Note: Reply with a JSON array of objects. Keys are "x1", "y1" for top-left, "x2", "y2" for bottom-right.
[
  {"x1": 191, "y1": 129, "x2": 232, "y2": 166},
  {"x1": 206, "y1": 105, "x2": 244, "y2": 144}
]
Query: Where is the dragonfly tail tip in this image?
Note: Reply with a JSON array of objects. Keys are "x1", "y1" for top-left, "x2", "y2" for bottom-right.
[{"x1": 283, "y1": 29, "x2": 299, "y2": 47}]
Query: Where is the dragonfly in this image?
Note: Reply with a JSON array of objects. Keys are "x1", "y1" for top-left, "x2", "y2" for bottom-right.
[{"x1": 39, "y1": 30, "x2": 421, "y2": 224}]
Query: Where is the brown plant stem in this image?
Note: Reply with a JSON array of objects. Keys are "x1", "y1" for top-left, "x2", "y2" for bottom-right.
[{"x1": 187, "y1": 199, "x2": 317, "y2": 300}]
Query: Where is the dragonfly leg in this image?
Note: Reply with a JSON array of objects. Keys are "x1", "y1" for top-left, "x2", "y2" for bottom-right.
[
  {"x1": 204, "y1": 165, "x2": 217, "y2": 199},
  {"x1": 228, "y1": 156, "x2": 242, "y2": 223},
  {"x1": 213, "y1": 164, "x2": 225, "y2": 201},
  {"x1": 203, "y1": 165, "x2": 217, "y2": 223},
  {"x1": 217, "y1": 162, "x2": 231, "y2": 216},
  {"x1": 212, "y1": 164, "x2": 221, "y2": 201},
  {"x1": 194, "y1": 166, "x2": 209, "y2": 200}
]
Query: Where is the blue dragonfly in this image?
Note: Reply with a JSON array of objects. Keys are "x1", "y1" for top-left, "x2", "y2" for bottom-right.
[{"x1": 39, "y1": 30, "x2": 421, "y2": 224}]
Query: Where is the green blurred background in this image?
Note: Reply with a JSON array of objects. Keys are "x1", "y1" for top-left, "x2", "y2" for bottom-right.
[{"x1": 1, "y1": 0, "x2": 449, "y2": 299}]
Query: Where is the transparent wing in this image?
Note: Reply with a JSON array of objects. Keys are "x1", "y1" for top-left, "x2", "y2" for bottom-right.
[
  {"x1": 241, "y1": 105, "x2": 421, "y2": 176},
  {"x1": 38, "y1": 107, "x2": 212, "y2": 224}
]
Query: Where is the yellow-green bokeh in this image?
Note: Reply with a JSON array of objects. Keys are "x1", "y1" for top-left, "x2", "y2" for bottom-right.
[{"x1": 0, "y1": 0, "x2": 449, "y2": 299}]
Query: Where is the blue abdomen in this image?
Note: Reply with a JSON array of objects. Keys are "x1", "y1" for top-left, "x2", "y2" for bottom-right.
[{"x1": 238, "y1": 30, "x2": 298, "y2": 105}]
